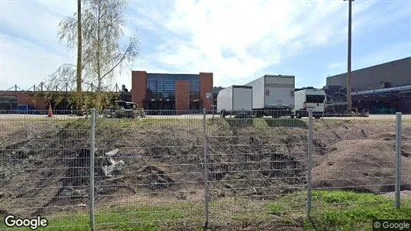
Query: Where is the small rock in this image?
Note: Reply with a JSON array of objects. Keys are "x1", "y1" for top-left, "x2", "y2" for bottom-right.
[
  {"x1": 76, "y1": 203, "x2": 87, "y2": 207},
  {"x1": 102, "y1": 165, "x2": 114, "y2": 177},
  {"x1": 60, "y1": 186, "x2": 73, "y2": 198},
  {"x1": 102, "y1": 158, "x2": 124, "y2": 177}
]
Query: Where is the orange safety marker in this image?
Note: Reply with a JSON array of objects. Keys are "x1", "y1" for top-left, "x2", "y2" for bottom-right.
[{"x1": 47, "y1": 103, "x2": 53, "y2": 117}]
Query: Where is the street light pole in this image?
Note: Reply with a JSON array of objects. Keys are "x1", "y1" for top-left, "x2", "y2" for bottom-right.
[{"x1": 345, "y1": 0, "x2": 354, "y2": 112}]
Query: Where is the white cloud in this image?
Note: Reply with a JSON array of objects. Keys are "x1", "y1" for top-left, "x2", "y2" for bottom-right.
[
  {"x1": 0, "y1": 34, "x2": 73, "y2": 90},
  {"x1": 0, "y1": 0, "x2": 71, "y2": 49},
  {"x1": 0, "y1": 0, "x2": 139, "y2": 90},
  {"x1": 133, "y1": 0, "x2": 405, "y2": 87},
  {"x1": 325, "y1": 42, "x2": 411, "y2": 78},
  {"x1": 1, "y1": 0, "x2": 75, "y2": 89},
  {"x1": 1, "y1": 0, "x2": 410, "y2": 90}
]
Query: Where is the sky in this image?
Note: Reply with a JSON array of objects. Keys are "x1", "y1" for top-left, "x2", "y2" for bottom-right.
[{"x1": 1, "y1": 0, "x2": 411, "y2": 91}]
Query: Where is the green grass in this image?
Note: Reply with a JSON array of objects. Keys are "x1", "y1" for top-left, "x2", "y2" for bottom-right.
[
  {"x1": 2, "y1": 191, "x2": 410, "y2": 230},
  {"x1": 212, "y1": 117, "x2": 308, "y2": 130},
  {"x1": 268, "y1": 190, "x2": 411, "y2": 231},
  {"x1": 263, "y1": 118, "x2": 308, "y2": 128},
  {"x1": 52, "y1": 117, "x2": 308, "y2": 133},
  {"x1": 1, "y1": 203, "x2": 200, "y2": 231},
  {"x1": 47, "y1": 205, "x2": 187, "y2": 231}
]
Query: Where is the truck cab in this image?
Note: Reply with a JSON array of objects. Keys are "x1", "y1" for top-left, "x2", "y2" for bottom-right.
[{"x1": 294, "y1": 88, "x2": 326, "y2": 119}]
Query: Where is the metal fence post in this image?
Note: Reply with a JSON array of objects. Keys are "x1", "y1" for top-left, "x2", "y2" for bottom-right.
[
  {"x1": 202, "y1": 108, "x2": 210, "y2": 229},
  {"x1": 89, "y1": 109, "x2": 96, "y2": 231},
  {"x1": 307, "y1": 109, "x2": 313, "y2": 217},
  {"x1": 395, "y1": 112, "x2": 402, "y2": 209}
]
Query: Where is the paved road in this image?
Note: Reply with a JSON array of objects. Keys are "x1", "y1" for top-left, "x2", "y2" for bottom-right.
[{"x1": 0, "y1": 114, "x2": 214, "y2": 120}]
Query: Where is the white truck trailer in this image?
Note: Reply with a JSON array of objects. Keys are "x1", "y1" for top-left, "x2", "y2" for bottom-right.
[
  {"x1": 245, "y1": 75, "x2": 295, "y2": 118},
  {"x1": 294, "y1": 88, "x2": 326, "y2": 119},
  {"x1": 217, "y1": 85, "x2": 253, "y2": 118}
]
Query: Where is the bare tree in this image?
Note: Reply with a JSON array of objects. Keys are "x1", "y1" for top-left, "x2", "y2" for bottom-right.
[{"x1": 46, "y1": 0, "x2": 139, "y2": 110}]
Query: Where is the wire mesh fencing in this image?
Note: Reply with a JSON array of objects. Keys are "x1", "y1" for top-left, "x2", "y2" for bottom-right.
[
  {"x1": 92, "y1": 110, "x2": 205, "y2": 230},
  {"x1": 308, "y1": 112, "x2": 409, "y2": 230},
  {"x1": 205, "y1": 109, "x2": 309, "y2": 229},
  {"x1": 0, "y1": 109, "x2": 409, "y2": 230},
  {"x1": 0, "y1": 111, "x2": 91, "y2": 230}
]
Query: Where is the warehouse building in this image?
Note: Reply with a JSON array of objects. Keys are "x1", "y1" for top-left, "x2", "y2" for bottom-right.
[
  {"x1": 131, "y1": 71, "x2": 213, "y2": 113},
  {"x1": 325, "y1": 56, "x2": 411, "y2": 113}
]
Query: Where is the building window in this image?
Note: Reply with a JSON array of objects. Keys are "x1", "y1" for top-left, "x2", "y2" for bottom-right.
[{"x1": 146, "y1": 74, "x2": 200, "y2": 101}]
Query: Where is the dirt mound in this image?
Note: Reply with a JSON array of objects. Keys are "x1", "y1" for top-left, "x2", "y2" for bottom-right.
[
  {"x1": 0, "y1": 122, "x2": 132, "y2": 217},
  {"x1": 402, "y1": 144, "x2": 411, "y2": 157},
  {"x1": 368, "y1": 132, "x2": 396, "y2": 141},
  {"x1": 383, "y1": 190, "x2": 411, "y2": 200},
  {"x1": 314, "y1": 122, "x2": 395, "y2": 146},
  {"x1": 2, "y1": 119, "x2": 411, "y2": 217},
  {"x1": 0, "y1": 147, "x2": 104, "y2": 216},
  {"x1": 312, "y1": 139, "x2": 411, "y2": 193},
  {"x1": 368, "y1": 132, "x2": 410, "y2": 142},
  {"x1": 135, "y1": 165, "x2": 175, "y2": 190},
  {"x1": 401, "y1": 126, "x2": 411, "y2": 136}
]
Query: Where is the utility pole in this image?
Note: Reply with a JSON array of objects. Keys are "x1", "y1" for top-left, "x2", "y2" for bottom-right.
[
  {"x1": 344, "y1": 0, "x2": 354, "y2": 112},
  {"x1": 76, "y1": 0, "x2": 83, "y2": 116}
]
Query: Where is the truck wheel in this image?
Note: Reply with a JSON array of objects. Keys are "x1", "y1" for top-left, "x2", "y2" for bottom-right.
[
  {"x1": 272, "y1": 111, "x2": 280, "y2": 118},
  {"x1": 296, "y1": 112, "x2": 302, "y2": 119},
  {"x1": 314, "y1": 115, "x2": 321, "y2": 119}
]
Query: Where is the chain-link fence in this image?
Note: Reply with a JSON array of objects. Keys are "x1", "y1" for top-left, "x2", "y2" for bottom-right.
[
  {"x1": 0, "y1": 112, "x2": 91, "y2": 230},
  {"x1": 0, "y1": 109, "x2": 408, "y2": 230},
  {"x1": 308, "y1": 113, "x2": 410, "y2": 230},
  {"x1": 205, "y1": 110, "x2": 309, "y2": 230},
  {"x1": 92, "y1": 110, "x2": 205, "y2": 230}
]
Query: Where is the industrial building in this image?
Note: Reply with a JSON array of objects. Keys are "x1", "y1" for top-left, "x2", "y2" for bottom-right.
[
  {"x1": 131, "y1": 71, "x2": 213, "y2": 113},
  {"x1": 325, "y1": 56, "x2": 411, "y2": 113}
]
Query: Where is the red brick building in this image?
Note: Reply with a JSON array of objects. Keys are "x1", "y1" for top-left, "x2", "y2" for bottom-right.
[
  {"x1": 131, "y1": 71, "x2": 213, "y2": 113},
  {"x1": 0, "y1": 91, "x2": 47, "y2": 110}
]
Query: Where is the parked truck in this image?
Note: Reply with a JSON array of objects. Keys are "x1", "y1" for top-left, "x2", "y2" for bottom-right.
[
  {"x1": 217, "y1": 85, "x2": 253, "y2": 118},
  {"x1": 294, "y1": 88, "x2": 326, "y2": 119},
  {"x1": 245, "y1": 75, "x2": 295, "y2": 118}
]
